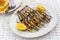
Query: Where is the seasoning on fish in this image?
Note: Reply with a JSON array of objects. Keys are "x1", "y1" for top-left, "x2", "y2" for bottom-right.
[{"x1": 16, "y1": 5, "x2": 52, "y2": 32}]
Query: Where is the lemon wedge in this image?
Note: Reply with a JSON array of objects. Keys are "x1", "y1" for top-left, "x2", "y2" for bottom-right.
[
  {"x1": 37, "y1": 5, "x2": 45, "y2": 13},
  {"x1": 16, "y1": 23, "x2": 27, "y2": 31},
  {"x1": 0, "y1": 0, "x2": 8, "y2": 13}
]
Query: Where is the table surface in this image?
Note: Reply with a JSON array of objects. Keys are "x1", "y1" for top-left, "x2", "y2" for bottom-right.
[{"x1": 0, "y1": 0, "x2": 60, "y2": 40}]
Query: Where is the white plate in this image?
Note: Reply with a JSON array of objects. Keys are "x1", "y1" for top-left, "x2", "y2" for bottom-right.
[
  {"x1": 8, "y1": 0, "x2": 22, "y2": 13},
  {"x1": 9, "y1": 3, "x2": 58, "y2": 38}
]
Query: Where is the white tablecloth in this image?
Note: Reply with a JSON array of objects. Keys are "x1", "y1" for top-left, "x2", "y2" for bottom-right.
[{"x1": 0, "y1": 0, "x2": 60, "y2": 40}]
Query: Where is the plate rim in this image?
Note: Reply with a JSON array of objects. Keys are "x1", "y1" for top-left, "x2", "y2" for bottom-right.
[{"x1": 9, "y1": 3, "x2": 58, "y2": 38}]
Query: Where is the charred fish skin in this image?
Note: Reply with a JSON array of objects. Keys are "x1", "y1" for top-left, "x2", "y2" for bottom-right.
[
  {"x1": 25, "y1": 18, "x2": 39, "y2": 30},
  {"x1": 17, "y1": 12, "x2": 23, "y2": 22},
  {"x1": 25, "y1": 6, "x2": 45, "y2": 26},
  {"x1": 23, "y1": 18, "x2": 33, "y2": 32},
  {"x1": 24, "y1": 17, "x2": 38, "y2": 32},
  {"x1": 25, "y1": 7, "x2": 43, "y2": 26},
  {"x1": 17, "y1": 11, "x2": 27, "y2": 21},
  {"x1": 34, "y1": 10, "x2": 48, "y2": 23},
  {"x1": 17, "y1": 14, "x2": 24, "y2": 22},
  {"x1": 38, "y1": 11, "x2": 52, "y2": 22},
  {"x1": 24, "y1": 19, "x2": 32, "y2": 32},
  {"x1": 26, "y1": 5, "x2": 48, "y2": 23},
  {"x1": 27, "y1": 17, "x2": 39, "y2": 31},
  {"x1": 18, "y1": 5, "x2": 43, "y2": 28},
  {"x1": 24, "y1": 18, "x2": 37, "y2": 32},
  {"x1": 16, "y1": 5, "x2": 52, "y2": 32},
  {"x1": 18, "y1": 15, "x2": 22, "y2": 22},
  {"x1": 31, "y1": 16, "x2": 40, "y2": 26},
  {"x1": 16, "y1": 5, "x2": 39, "y2": 32},
  {"x1": 28, "y1": 20, "x2": 39, "y2": 31}
]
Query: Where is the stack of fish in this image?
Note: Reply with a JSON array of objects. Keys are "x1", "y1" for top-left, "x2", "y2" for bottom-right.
[{"x1": 16, "y1": 5, "x2": 52, "y2": 32}]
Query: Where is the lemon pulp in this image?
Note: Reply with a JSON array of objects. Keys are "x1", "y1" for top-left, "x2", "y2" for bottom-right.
[
  {"x1": 37, "y1": 5, "x2": 45, "y2": 13},
  {"x1": 16, "y1": 23, "x2": 27, "y2": 31}
]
